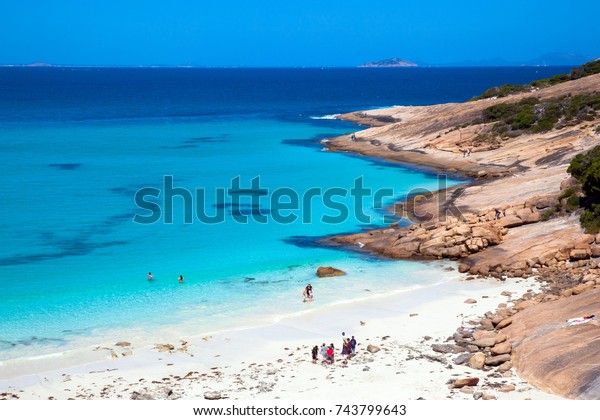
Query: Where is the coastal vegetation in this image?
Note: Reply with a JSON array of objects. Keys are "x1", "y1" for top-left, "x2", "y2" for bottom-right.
[
  {"x1": 567, "y1": 146, "x2": 600, "y2": 233},
  {"x1": 540, "y1": 185, "x2": 583, "y2": 223},
  {"x1": 471, "y1": 59, "x2": 600, "y2": 101}
]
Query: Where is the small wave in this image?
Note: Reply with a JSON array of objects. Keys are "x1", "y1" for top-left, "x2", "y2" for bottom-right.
[{"x1": 309, "y1": 114, "x2": 341, "y2": 120}]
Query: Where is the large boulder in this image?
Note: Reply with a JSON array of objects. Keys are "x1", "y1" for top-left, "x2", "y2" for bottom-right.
[
  {"x1": 480, "y1": 319, "x2": 495, "y2": 331},
  {"x1": 560, "y1": 176, "x2": 578, "y2": 190},
  {"x1": 394, "y1": 240, "x2": 420, "y2": 253},
  {"x1": 316, "y1": 266, "x2": 346, "y2": 277},
  {"x1": 498, "y1": 215, "x2": 524, "y2": 228},
  {"x1": 471, "y1": 226, "x2": 502, "y2": 244},
  {"x1": 458, "y1": 263, "x2": 471, "y2": 273},
  {"x1": 497, "y1": 361, "x2": 513, "y2": 373},
  {"x1": 516, "y1": 208, "x2": 541, "y2": 224},
  {"x1": 580, "y1": 234, "x2": 596, "y2": 244},
  {"x1": 570, "y1": 247, "x2": 591, "y2": 260},
  {"x1": 420, "y1": 236, "x2": 446, "y2": 249},
  {"x1": 515, "y1": 300, "x2": 538, "y2": 311},
  {"x1": 472, "y1": 338, "x2": 496, "y2": 348},
  {"x1": 472, "y1": 330, "x2": 496, "y2": 340},
  {"x1": 446, "y1": 245, "x2": 467, "y2": 258},
  {"x1": 455, "y1": 224, "x2": 472, "y2": 236},
  {"x1": 539, "y1": 251, "x2": 558, "y2": 266},
  {"x1": 469, "y1": 352, "x2": 486, "y2": 369},
  {"x1": 495, "y1": 317, "x2": 513, "y2": 329},
  {"x1": 485, "y1": 354, "x2": 511, "y2": 366},
  {"x1": 451, "y1": 377, "x2": 480, "y2": 388},
  {"x1": 490, "y1": 341, "x2": 512, "y2": 355},
  {"x1": 531, "y1": 196, "x2": 556, "y2": 210},
  {"x1": 494, "y1": 333, "x2": 507, "y2": 344},
  {"x1": 420, "y1": 246, "x2": 444, "y2": 258}
]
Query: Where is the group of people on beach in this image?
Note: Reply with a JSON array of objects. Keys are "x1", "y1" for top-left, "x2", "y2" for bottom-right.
[
  {"x1": 311, "y1": 332, "x2": 357, "y2": 366},
  {"x1": 147, "y1": 272, "x2": 184, "y2": 283}
]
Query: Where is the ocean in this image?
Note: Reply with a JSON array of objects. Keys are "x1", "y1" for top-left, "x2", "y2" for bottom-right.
[{"x1": 0, "y1": 66, "x2": 569, "y2": 361}]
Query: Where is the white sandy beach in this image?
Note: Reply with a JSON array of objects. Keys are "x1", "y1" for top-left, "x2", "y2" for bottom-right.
[{"x1": 0, "y1": 271, "x2": 558, "y2": 400}]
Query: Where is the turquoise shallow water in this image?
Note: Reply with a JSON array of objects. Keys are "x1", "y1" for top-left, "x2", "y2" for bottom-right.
[
  {"x1": 0, "y1": 117, "x2": 460, "y2": 359},
  {"x1": 0, "y1": 67, "x2": 569, "y2": 361}
]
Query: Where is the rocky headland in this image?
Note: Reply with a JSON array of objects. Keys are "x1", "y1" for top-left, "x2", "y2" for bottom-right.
[{"x1": 324, "y1": 70, "x2": 600, "y2": 399}]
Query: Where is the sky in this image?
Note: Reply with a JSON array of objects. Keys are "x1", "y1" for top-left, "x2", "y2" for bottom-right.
[{"x1": 1, "y1": 0, "x2": 599, "y2": 67}]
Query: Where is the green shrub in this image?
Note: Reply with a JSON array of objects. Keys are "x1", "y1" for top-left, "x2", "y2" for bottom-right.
[
  {"x1": 532, "y1": 117, "x2": 557, "y2": 133},
  {"x1": 511, "y1": 109, "x2": 536, "y2": 130},
  {"x1": 568, "y1": 146, "x2": 600, "y2": 233},
  {"x1": 580, "y1": 204, "x2": 600, "y2": 234},
  {"x1": 477, "y1": 93, "x2": 600, "y2": 139},
  {"x1": 559, "y1": 186, "x2": 577, "y2": 201},
  {"x1": 566, "y1": 194, "x2": 581, "y2": 211},
  {"x1": 541, "y1": 207, "x2": 557, "y2": 221},
  {"x1": 471, "y1": 84, "x2": 530, "y2": 101},
  {"x1": 568, "y1": 146, "x2": 600, "y2": 196}
]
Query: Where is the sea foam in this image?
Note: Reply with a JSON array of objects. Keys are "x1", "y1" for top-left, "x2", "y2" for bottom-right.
[{"x1": 309, "y1": 114, "x2": 341, "y2": 120}]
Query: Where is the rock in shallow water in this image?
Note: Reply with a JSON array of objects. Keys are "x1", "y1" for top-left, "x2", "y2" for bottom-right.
[{"x1": 316, "y1": 266, "x2": 346, "y2": 277}]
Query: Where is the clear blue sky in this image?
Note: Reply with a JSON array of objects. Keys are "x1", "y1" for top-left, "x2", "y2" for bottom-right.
[{"x1": 1, "y1": 0, "x2": 599, "y2": 66}]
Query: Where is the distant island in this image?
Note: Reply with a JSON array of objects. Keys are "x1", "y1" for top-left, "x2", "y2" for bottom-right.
[
  {"x1": 27, "y1": 62, "x2": 53, "y2": 67},
  {"x1": 358, "y1": 58, "x2": 418, "y2": 68}
]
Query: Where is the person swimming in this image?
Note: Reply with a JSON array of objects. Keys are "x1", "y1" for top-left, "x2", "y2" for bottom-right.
[{"x1": 147, "y1": 272, "x2": 153, "y2": 281}]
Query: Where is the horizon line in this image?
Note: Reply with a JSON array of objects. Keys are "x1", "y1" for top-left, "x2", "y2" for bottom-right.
[{"x1": 0, "y1": 63, "x2": 577, "y2": 69}]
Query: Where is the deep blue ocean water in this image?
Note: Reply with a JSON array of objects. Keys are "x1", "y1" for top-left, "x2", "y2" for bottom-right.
[{"x1": 0, "y1": 66, "x2": 569, "y2": 360}]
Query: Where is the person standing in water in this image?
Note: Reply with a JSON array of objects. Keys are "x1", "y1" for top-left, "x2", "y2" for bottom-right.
[
  {"x1": 178, "y1": 274, "x2": 184, "y2": 283},
  {"x1": 302, "y1": 284, "x2": 313, "y2": 302},
  {"x1": 147, "y1": 272, "x2": 153, "y2": 281}
]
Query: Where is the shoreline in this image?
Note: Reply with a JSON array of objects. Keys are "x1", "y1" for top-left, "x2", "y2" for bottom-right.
[
  {"x1": 0, "y1": 258, "x2": 453, "y2": 366},
  {"x1": 0, "y1": 258, "x2": 456, "y2": 377},
  {"x1": 0, "y1": 270, "x2": 557, "y2": 400}
]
